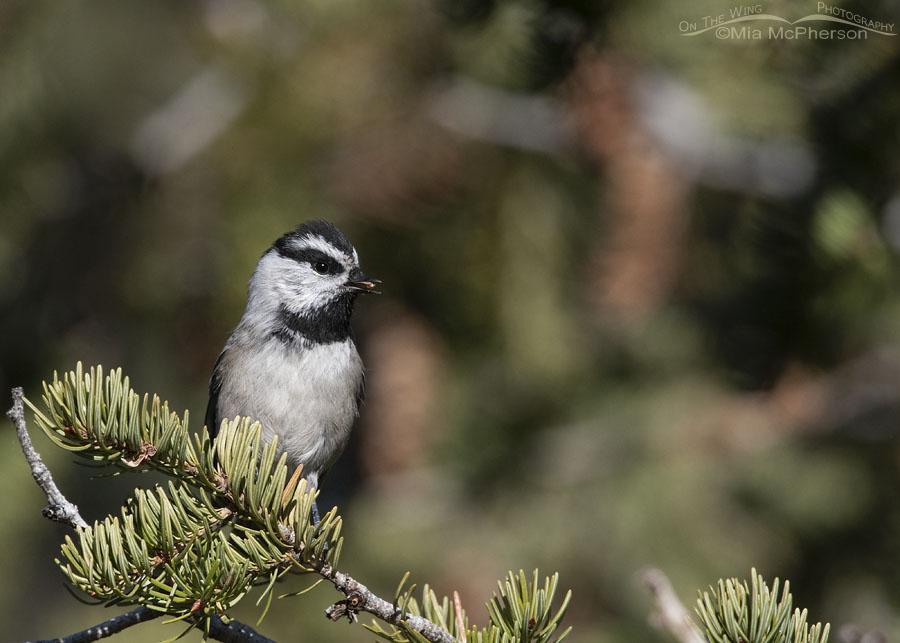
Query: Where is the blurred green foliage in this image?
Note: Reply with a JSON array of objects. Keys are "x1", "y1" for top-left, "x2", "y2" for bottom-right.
[{"x1": 2, "y1": 0, "x2": 900, "y2": 641}]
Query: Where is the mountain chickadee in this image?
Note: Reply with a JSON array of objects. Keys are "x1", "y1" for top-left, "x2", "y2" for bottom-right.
[{"x1": 205, "y1": 220, "x2": 379, "y2": 522}]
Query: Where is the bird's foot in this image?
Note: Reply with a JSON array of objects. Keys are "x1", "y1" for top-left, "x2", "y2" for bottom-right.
[{"x1": 310, "y1": 499, "x2": 329, "y2": 555}]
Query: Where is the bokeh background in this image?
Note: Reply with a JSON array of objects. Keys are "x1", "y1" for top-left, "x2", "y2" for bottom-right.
[{"x1": 3, "y1": 0, "x2": 900, "y2": 641}]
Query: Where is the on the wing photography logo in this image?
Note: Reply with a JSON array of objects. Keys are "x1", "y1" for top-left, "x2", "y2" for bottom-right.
[{"x1": 679, "y1": 3, "x2": 895, "y2": 40}]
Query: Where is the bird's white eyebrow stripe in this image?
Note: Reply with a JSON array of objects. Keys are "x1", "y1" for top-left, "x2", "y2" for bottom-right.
[{"x1": 291, "y1": 234, "x2": 351, "y2": 264}]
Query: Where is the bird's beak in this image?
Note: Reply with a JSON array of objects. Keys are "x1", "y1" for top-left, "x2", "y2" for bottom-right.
[{"x1": 347, "y1": 270, "x2": 382, "y2": 294}]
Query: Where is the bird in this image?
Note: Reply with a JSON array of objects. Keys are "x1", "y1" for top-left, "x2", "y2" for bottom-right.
[{"x1": 205, "y1": 220, "x2": 379, "y2": 524}]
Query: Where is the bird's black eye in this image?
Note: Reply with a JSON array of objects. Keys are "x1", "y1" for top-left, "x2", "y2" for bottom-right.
[{"x1": 314, "y1": 261, "x2": 331, "y2": 275}]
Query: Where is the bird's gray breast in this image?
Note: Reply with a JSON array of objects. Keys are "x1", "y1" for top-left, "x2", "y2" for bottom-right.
[{"x1": 216, "y1": 336, "x2": 364, "y2": 480}]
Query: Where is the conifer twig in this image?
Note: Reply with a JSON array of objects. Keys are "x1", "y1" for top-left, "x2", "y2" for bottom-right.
[
  {"x1": 11, "y1": 384, "x2": 282, "y2": 642},
  {"x1": 322, "y1": 565, "x2": 456, "y2": 643},
  {"x1": 17, "y1": 370, "x2": 572, "y2": 643},
  {"x1": 642, "y1": 567, "x2": 705, "y2": 643},
  {"x1": 8, "y1": 387, "x2": 89, "y2": 529}
]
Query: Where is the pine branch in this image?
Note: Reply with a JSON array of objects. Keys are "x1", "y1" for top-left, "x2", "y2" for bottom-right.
[
  {"x1": 354, "y1": 569, "x2": 571, "y2": 643},
  {"x1": 694, "y1": 569, "x2": 830, "y2": 643},
  {"x1": 645, "y1": 568, "x2": 830, "y2": 643},
  {"x1": 17, "y1": 364, "x2": 575, "y2": 643},
  {"x1": 8, "y1": 386, "x2": 88, "y2": 529},
  {"x1": 10, "y1": 376, "x2": 318, "y2": 642}
]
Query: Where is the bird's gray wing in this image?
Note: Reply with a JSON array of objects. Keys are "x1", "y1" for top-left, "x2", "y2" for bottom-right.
[{"x1": 205, "y1": 349, "x2": 228, "y2": 440}]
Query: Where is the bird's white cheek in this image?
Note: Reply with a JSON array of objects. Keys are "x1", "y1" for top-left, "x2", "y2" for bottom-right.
[
  {"x1": 276, "y1": 278, "x2": 320, "y2": 311},
  {"x1": 286, "y1": 281, "x2": 344, "y2": 314}
]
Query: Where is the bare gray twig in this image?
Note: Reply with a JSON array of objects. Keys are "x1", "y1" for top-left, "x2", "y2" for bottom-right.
[
  {"x1": 322, "y1": 565, "x2": 456, "y2": 643},
  {"x1": 642, "y1": 567, "x2": 706, "y2": 643},
  {"x1": 8, "y1": 387, "x2": 88, "y2": 529}
]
